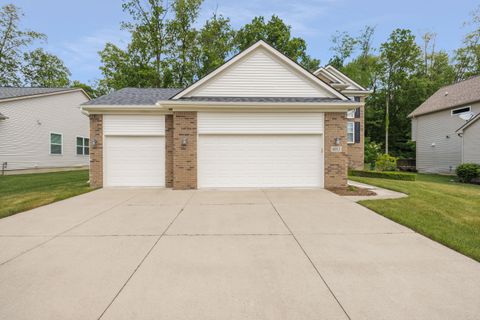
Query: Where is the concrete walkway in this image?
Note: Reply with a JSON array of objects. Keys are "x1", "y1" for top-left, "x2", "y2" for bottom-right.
[
  {"x1": 0, "y1": 188, "x2": 478, "y2": 320},
  {"x1": 344, "y1": 180, "x2": 408, "y2": 202}
]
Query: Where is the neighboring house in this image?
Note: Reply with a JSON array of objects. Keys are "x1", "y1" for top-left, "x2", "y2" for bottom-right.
[
  {"x1": 81, "y1": 40, "x2": 370, "y2": 189},
  {"x1": 409, "y1": 76, "x2": 480, "y2": 173},
  {"x1": 0, "y1": 88, "x2": 91, "y2": 173}
]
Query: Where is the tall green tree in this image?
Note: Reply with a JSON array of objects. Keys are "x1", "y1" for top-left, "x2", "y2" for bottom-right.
[
  {"x1": 0, "y1": 4, "x2": 45, "y2": 86},
  {"x1": 197, "y1": 13, "x2": 235, "y2": 77},
  {"x1": 22, "y1": 48, "x2": 70, "y2": 87},
  {"x1": 329, "y1": 31, "x2": 357, "y2": 68},
  {"x1": 166, "y1": 0, "x2": 202, "y2": 87},
  {"x1": 378, "y1": 29, "x2": 422, "y2": 154},
  {"x1": 235, "y1": 15, "x2": 319, "y2": 71},
  {"x1": 454, "y1": 6, "x2": 480, "y2": 79}
]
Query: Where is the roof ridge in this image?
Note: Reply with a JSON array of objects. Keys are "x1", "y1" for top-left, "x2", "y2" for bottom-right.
[{"x1": 436, "y1": 75, "x2": 480, "y2": 91}]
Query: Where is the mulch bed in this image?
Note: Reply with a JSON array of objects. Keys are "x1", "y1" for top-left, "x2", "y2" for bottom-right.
[{"x1": 327, "y1": 186, "x2": 376, "y2": 196}]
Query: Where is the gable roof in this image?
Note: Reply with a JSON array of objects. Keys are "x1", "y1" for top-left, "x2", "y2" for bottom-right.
[
  {"x1": 172, "y1": 40, "x2": 348, "y2": 100},
  {"x1": 313, "y1": 65, "x2": 368, "y2": 92},
  {"x1": 409, "y1": 76, "x2": 480, "y2": 118},
  {"x1": 456, "y1": 112, "x2": 480, "y2": 133},
  {"x1": 0, "y1": 87, "x2": 85, "y2": 102},
  {"x1": 82, "y1": 88, "x2": 182, "y2": 105}
]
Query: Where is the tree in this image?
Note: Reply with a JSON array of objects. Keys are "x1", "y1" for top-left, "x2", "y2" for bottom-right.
[
  {"x1": 0, "y1": 4, "x2": 45, "y2": 86},
  {"x1": 71, "y1": 80, "x2": 99, "y2": 98},
  {"x1": 235, "y1": 15, "x2": 319, "y2": 71},
  {"x1": 197, "y1": 13, "x2": 235, "y2": 77},
  {"x1": 21, "y1": 48, "x2": 70, "y2": 87},
  {"x1": 454, "y1": 5, "x2": 480, "y2": 79},
  {"x1": 329, "y1": 31, "x2": 357, "y2": 68},
  {"x1": 378, "y1": 29, "x2": 422, "y2": 154},
  {"x1": 166, "y1": 0, "x2": 202, "y2": 87}
]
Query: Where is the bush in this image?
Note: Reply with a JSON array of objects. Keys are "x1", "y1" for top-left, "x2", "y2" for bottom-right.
[
  {"x1": 364, "y1": 138, "x2": 382, "y2": 165},
  {"x1": 350, "y1": 170, "x2": 416, "y2": 181},
  {"x1": 375, "y1": 154, "x2": 398, "y2": 172},
  {"x1": 456, "y1": 163, "x2": 480, "y2": 183}
]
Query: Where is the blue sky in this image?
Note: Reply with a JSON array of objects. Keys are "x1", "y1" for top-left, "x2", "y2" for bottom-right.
[{"x1": 10, "y1": 0, "x2": 480, "y2": 84}]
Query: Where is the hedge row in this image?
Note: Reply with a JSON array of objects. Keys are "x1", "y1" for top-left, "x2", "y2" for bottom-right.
[{"x1": 349, "y1": 170, "x2": 416, "y2": 181}]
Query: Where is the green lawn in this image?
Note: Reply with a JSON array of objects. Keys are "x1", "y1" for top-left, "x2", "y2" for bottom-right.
[
  {"x1": 0, "y1": 170, "x2": 92, "y2": 219},
  {"x1": 350, "y1": 173, "x2": 480, "y2": 262}
]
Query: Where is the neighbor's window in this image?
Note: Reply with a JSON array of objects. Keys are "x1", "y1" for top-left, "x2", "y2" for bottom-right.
[
  {"x1": 451, "y1": 106, "x2": 471, "y2": 115},
  {"x1": 347, "y1": 122, "x2": 355, "y2": 143},
  {"x1": 347, "y1": 109, "x2": 355, "y2": 119},
  {"x1": 76, "y1": 137, "x2": 89, "y2": 155},
  {"x1": 50, "y1": 133, "x2": 62, "y2": 155}
]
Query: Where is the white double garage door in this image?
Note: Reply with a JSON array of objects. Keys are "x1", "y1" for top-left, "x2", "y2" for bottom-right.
[{"x1": 104, "y1": 113, "x2": 324, "y2": 188}]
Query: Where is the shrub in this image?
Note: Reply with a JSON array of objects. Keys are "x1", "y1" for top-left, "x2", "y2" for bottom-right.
[
  {"x1": 375, "y1": 154, "x2": 398, "y2": 172},
  {"x1": 364, "y1": 138, "x2": 382, "y2": 165},
  {"x1": 350, "y1": 170, "x2": 416, "y2": 181},
  {"x1": 456, "y1": 163, "x2": 480, "y2": 183}
]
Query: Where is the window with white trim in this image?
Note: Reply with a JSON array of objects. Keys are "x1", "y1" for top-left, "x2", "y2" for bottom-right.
[
  {"x1": 347, "y1": 122, "x2": 355, "y2": 143},
  {"x1": 347, "y1": 109, "x2": 355, "y2": 119},
  {"x1": 451, "y1": 106, "x2": 471, "y2": 115},
  {"x1": 76, "y1": 137, "x2": 89, "y2": 155},
  {"x1": 50, "y1": 133, "x2": 62, "y2": 155}
]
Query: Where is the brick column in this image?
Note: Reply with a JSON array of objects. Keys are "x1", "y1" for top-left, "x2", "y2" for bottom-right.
[
  {"x1": 89, "y1": 114, "x2": 103, "y2": 188},
  {"x1": 173, "y1": 112, "x2": 197, "y2": 189},
  {"x1": 347, "y1": 97, "x2": 365, "y2": 169},
  {"x1": 324, "y1": 112, "x2": 348, "y2": 188},
  {"x1": 165, "y1": 114, "x2": 174, "y2": 188}
]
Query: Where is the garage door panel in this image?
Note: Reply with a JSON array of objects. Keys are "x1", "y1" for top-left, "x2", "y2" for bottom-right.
[
  {"x1": 198, "y1": 135, "x2": 323, "y2": 188},
  {"x1": 105, "y1": 136, "x2": 165, "y2": 187}
]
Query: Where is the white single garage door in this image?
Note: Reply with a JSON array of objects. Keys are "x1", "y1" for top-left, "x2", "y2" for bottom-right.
[
  {"x1": 198, "y1": 113, "x2": 324, "y2": 188},
  {"x1": 104, "y1": 115, "x2": 165, "y2": 187}
]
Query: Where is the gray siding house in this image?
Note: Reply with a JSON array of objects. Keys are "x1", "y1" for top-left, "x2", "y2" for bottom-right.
[
  {"x1": 0, "y1": 88, "x2": 91, "y2": 173},
  {"x1": 409, "y1": 76, "x2": 480, "y2": 173}
]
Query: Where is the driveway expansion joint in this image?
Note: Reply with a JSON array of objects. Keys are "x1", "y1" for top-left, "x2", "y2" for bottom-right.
[
  {"x1": 261, "y1": 189, "x2": 352, "y2": 320},
  {"x1": 96, "y1": 191, "x2": 196, "y2": 320}
]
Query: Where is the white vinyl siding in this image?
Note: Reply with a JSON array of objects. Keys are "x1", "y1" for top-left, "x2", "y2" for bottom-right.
[
  {"x1": 104, "y1": 136, "x2": 165, "y2": 187},
  {"x1": 198, "y1": 112, "x2": 324, "y2": 188},
  {"x1": 463, "y1": 120, "x2": 480, "y2": 164},
  {"x1": 347, "y1": 122, "x2": 354, "y2": 144},
  {"x1": 415, "y1": 102, "x2": 480, "y2": 173},
  {"x1": 198, "y1": 112, "x2": 324, "y2": 134},
  {"x1": 0, "y1": 90, "x2": 90, "y2": 171},
  {"x1": 103, "y1": 115, "x2": 165, "y2": 136},
  {"x1": 187, "y1": 48, "x2": 335, "y2": 98}
]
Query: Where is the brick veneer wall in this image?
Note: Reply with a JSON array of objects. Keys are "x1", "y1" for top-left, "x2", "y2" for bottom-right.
[
  {"x1": 324, "y1": 112, "x2": 348, "y2": 188},
  {"x1": 173, "y1": 112, "x2": 197, "y2": 189},
  {"x1": 165, "y1": 115, "x2": 174, "y2": 188},
  {"x1": 89, "y1": 114, "x2": 103, "y2": 188},
  {"x1": 347, "y1": 103, "x2": 365, "y2": 169}
]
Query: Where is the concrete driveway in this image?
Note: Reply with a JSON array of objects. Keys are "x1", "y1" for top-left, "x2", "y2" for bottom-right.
[{"x1": 0, "y1": 188, "x2": 479, "y2": 320}]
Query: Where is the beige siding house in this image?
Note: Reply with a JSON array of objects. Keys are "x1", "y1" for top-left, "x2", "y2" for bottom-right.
[
  {"x1": 82, "y1": 41, "x2": 370, "y2": 189},
  {"x1": 409, "y1": 76, "x2": 480, "y2": 173},
  {"x1": 0, "y1": 88, "x2": 91, "y2": 173}
]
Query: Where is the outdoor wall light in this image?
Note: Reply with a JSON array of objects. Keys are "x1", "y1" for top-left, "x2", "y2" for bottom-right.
[
  {"x1": 182, "y1": 137, "x2": 188, "y2": 146},
  {"x1": 334, "y1": 137, "x2": 341, "y2": 145},
  {"x1": 92, "y1": 138, "x2": 97, "y2": 148}
]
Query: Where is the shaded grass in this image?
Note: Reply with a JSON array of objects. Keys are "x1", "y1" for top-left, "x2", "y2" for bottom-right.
[
  {"x1": 0, "y1": 170, "x2": 92, "y2": 219},
  {"x1": 350, "y1": 173, "x2": 480, "y2": 262}
]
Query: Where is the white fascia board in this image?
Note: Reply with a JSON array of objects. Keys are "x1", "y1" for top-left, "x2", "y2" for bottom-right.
[
  {"x1": 81, "y1": 105, "x2": 171, "y2": 115},
  {"x1": 313, "y1": 67, "x2": 345, "y2": 84},
  {"x1": 325, "y1": 65, "x2": 368, "y2": 91},
  {"x1": 172, "y1": 40, "x2": 348, "y2": 101},
  {"x1": 158, "y1": 100, "x2": 360, "y2": 112}
]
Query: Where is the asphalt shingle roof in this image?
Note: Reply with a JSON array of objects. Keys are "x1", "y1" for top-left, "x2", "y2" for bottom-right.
[
  {"x1": 83, "y1": 88, "x2": 182, "y2": 105},
  {"x1": 409, "y1": 76, "x2": 480, "y2": 117},
  {"x1": 0, "y1": 87, "x2": 75, "y2": 100},
  {"x1": 178, "y1": 96, "x2": 346, "y2": 103}
]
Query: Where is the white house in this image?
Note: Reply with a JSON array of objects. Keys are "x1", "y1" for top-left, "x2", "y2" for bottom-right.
[
  {"x1": 409, "y1": 76, "x2": 480, "y2": 173},
  {"x1": 0, "y1": 87, "x2": 91, "y2": 173}
]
